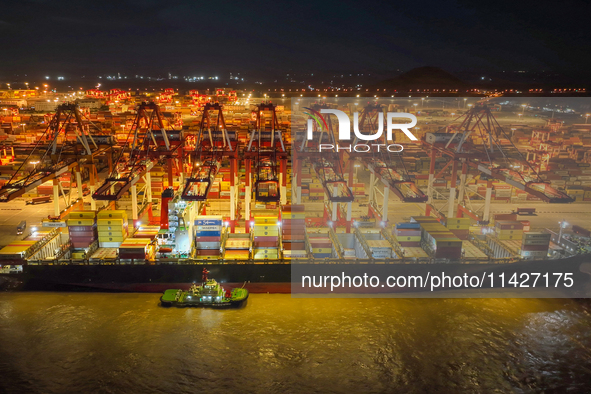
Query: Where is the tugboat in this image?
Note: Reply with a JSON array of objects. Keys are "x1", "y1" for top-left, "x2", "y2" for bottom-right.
[{"x1": 160, "y1": 268, "x2": 248, "y2": 308}]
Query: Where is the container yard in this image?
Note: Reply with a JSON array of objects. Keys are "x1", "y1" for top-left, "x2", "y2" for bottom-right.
[{"x1": 1, "y1": 91, "x2": 591, "y2": 291}]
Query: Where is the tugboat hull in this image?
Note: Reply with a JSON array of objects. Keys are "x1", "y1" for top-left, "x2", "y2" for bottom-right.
[
  {"x1": 160, "y1": 281, "x2": 249, "y2": 308},
  {"x1": 159, "y1": 296, "x2": 248, "y2": 308}
]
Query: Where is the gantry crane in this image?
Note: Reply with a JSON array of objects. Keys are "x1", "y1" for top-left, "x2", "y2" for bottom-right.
[
  {"x1": 423, "y1": 103, "x2": 573, "y2": 223},
  {"x1": 296, "y1": 103, "x2": 355, "y2": 230},
  {"x1": 0, "y1": 103, "x2": 108, "y2": 215},
  {"x1": 181, "y1": 103, "x2": 240, "y2": 230},
  {"x1": 353, "y1": 104, "x2": 427, "y2": 213},
  {"x1": 244, "y1": 103, "x2": 287, "y2": 228},
  {"x1": 92, "y1": 102, "x2": 181, "y2": 223}
]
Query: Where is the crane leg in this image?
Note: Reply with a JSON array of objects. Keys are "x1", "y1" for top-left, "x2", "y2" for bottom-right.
[
  {"x1": 382, "y1": 186, "x2": 389, "y2": 224},
  {"x1": 89, "y1": 166, "x2": 96, "y2": 210},
  {"x1": 146, "y1": 172, "x2": 152, "y2": 202},
  {"x1": 346, "y1": 201, "x2": 352, "y2": 233},
  {"x1": 448, "y1": 161, "x2": 458, "y2": 219},
  {"x1": 53, "y1": 179, "x2": 60, "y2": 217},
  {"x1": 131, "y1": 184, "x2": 138, "y2": 225},
  {"x1": 76, "y1": 169, "x2": 83, "y2": 202},
  {"x1": 483, "y1": 181, "x2": 493, "y2": 222}
]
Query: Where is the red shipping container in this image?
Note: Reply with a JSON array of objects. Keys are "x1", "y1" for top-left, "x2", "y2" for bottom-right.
[
  {"x1": 450, "y1": 229, "x2": 469, "y2": 240},
  {"x1": 283, "y1": 241, "x2": 306, "y2": 250},
  {"x1": 70, "y1": 231, "x2": 97, "y2": 237},
  {"x1": 434, "y1": 247, "x2": 462, "y2": 259},
  {"x1": 253, "y1": 236, "x2": 279, "y2": 242},
  {"x1": 71, "y1": 241, "x2": 92, "y2": 249},
  {"x1": 282, "y1": 218, "x2": 306, "y2": 226},
  {"x1": 282, "y1": 234, "x2": 305, "y2": 242},
  {"x1": 496, "y1": 221, "x2": 524, "y2": 230},
  {"x1": 253, "y1": 241, "x2": 278, "y2": 248},
  {"x1": 68, "y1": 225, "x2": 97, "y2": 232},
  {"x1": 282, "y1": 205, "x2": 305, "y2": 212},
  {"x1": 194, "y1": 249, "x2": 220, "y2": 256},
  {"x1": 195, "y1": 236, "x2": 222, "y2": 242},
  {"x1": 282, "y1": 226, "x2": 305, "y2": 235},
  {"x1": 70, "y1": 235, "x2": 95, "y2": 242},
  {"x1": 521, "y1": 245, "x2": 549, "y2": 251},
  {"x1": 398, "y1": 241, "x2": 421, "y2": 247}
]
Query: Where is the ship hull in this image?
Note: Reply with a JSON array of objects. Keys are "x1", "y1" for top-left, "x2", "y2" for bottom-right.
[
  {"x1": 1, "y1": 256, "x2": 590, "y2": 295},
  {"x1": 1, "y1": 263, "x2": 292, "y2": 293}
]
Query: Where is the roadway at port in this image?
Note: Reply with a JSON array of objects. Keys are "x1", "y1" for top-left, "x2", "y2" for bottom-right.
[{"x1": 0, "y1": 194, "x2": 91, "y2": 248}]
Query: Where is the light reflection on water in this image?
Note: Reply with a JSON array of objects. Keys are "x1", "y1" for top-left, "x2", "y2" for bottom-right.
[{"x1": 0, "y1": 293, "x2": 590, "y2": 393}]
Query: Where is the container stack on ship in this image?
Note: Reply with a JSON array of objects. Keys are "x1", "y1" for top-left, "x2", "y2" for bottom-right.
[{"x1": 194, "y1": 216, "x2": 223, "y2": 260}]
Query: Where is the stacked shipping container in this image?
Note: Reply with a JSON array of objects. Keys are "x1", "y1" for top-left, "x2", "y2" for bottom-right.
[
  {"x1": 393, "y1": 222, "x2": 421, "y2": 247},
  {"x1": 308, "y1": 231, "x2": 333, "y2": 259},
  {"x1": 119, "y1": 238, "x2": 155, "y2": 260},
  {"x1": 97, "y1": 210, "x2": 128, "y2": 247},
  {"x1": 281, "y1": 205, "x2": 307, "y2": 259},
  {"x1": 520, "y1": 232, "x2": 551, "y2": 259},
  {"x1": 252, "y1": 212, "x2": 279, "y2": 260},
  {"x1": 67, "y1": 211, "x2": 97, "y2": 249},
  {"x1": 412, "y1": 216, "x2": 463, "y2": 259},
  {"x1": 224, "y1": 234, "x2": 250, "y2": 260},
  {"x1": 495, "y1": 220, "x2": 524, "y2": 240},
  {"x1": 444, "y1": 218, "x2": 471, "y2": 240},
  {"x1": 194, "y1": 215, "x2": 222, "y2": 258}
]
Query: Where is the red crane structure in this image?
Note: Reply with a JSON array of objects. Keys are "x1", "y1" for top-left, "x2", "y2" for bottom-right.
[
  {"x1": 295, "y1": 103, "x2": 355, "y2": 230},
  {"x1": 92, "y1": 102, "x2": 182, "y2": 224},
  {"x1": 297, "y1": 102, "x2": 426, "y2": 228},
  {"x1": 181, "y1": 103, "x2": 240, "y2": 231},
  {"x1": 423, "y1": 104, "x2": 573, "y2": 223},
  {"x1": 0, "y1": 103, "x2": 108, "y2": 216},
  {"x1": 350, "y1": 104, "x2": 427, "y2": 225},
  {"x1": 244, "y1": 103, "x2": 287, "y2": 230}
]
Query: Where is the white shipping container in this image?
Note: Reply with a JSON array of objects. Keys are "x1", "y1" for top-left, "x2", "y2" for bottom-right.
[
  {"x1": 195, "y1": 225, "x2": 223, "y2": 231},
  {"x1": 195, "y1": 242, "x2": 221, "y2": 249},
  {"x1": 99, "y1": 241, "x2": 123, "y2": 248}
]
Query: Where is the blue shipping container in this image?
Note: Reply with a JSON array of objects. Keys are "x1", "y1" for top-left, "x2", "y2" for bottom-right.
[
  {"x1": 194, "y1": 231, "x2": 222, "y2": 237},
  {"x1": 396, "y1": 222, "x2": 421, "y2": 229}
]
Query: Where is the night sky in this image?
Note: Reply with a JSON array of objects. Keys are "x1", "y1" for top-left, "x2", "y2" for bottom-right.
[{"x1": 1, "y1": 0, "x2": 590, "y2": 81}]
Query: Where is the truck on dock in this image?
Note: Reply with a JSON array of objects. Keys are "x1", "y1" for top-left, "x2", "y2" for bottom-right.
[
  {"x1": 514, "y1": 207, "x2": 536, "y2": 215},
  {"x1": 16, "y1": 220, "x2": 26, "y2": 235},
  {"x1": 25, "y1": 196, "x2": 51, "y2": 205}
]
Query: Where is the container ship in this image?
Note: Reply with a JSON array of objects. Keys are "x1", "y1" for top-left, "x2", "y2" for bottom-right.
[
  {"x1": 1, "y1": 96, "x2": 591, "y2": 293},
  {"x1": 1, "y1": 207, "x2": 589, "y2": 294}
]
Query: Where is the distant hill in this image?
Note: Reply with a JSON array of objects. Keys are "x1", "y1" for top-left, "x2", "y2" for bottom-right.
[{"x1": 373, "y1": 67, "x2": 466, "y2": 89}]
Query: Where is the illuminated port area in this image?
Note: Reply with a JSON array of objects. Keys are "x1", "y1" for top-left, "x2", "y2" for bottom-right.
[{"x1": 1, "y1": 89, "x2": 591, "y2": 280}]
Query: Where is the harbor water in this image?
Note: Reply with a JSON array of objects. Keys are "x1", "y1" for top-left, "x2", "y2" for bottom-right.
[{"x1": 1, "y1": 293, "x2": 591, "y2": 393}]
